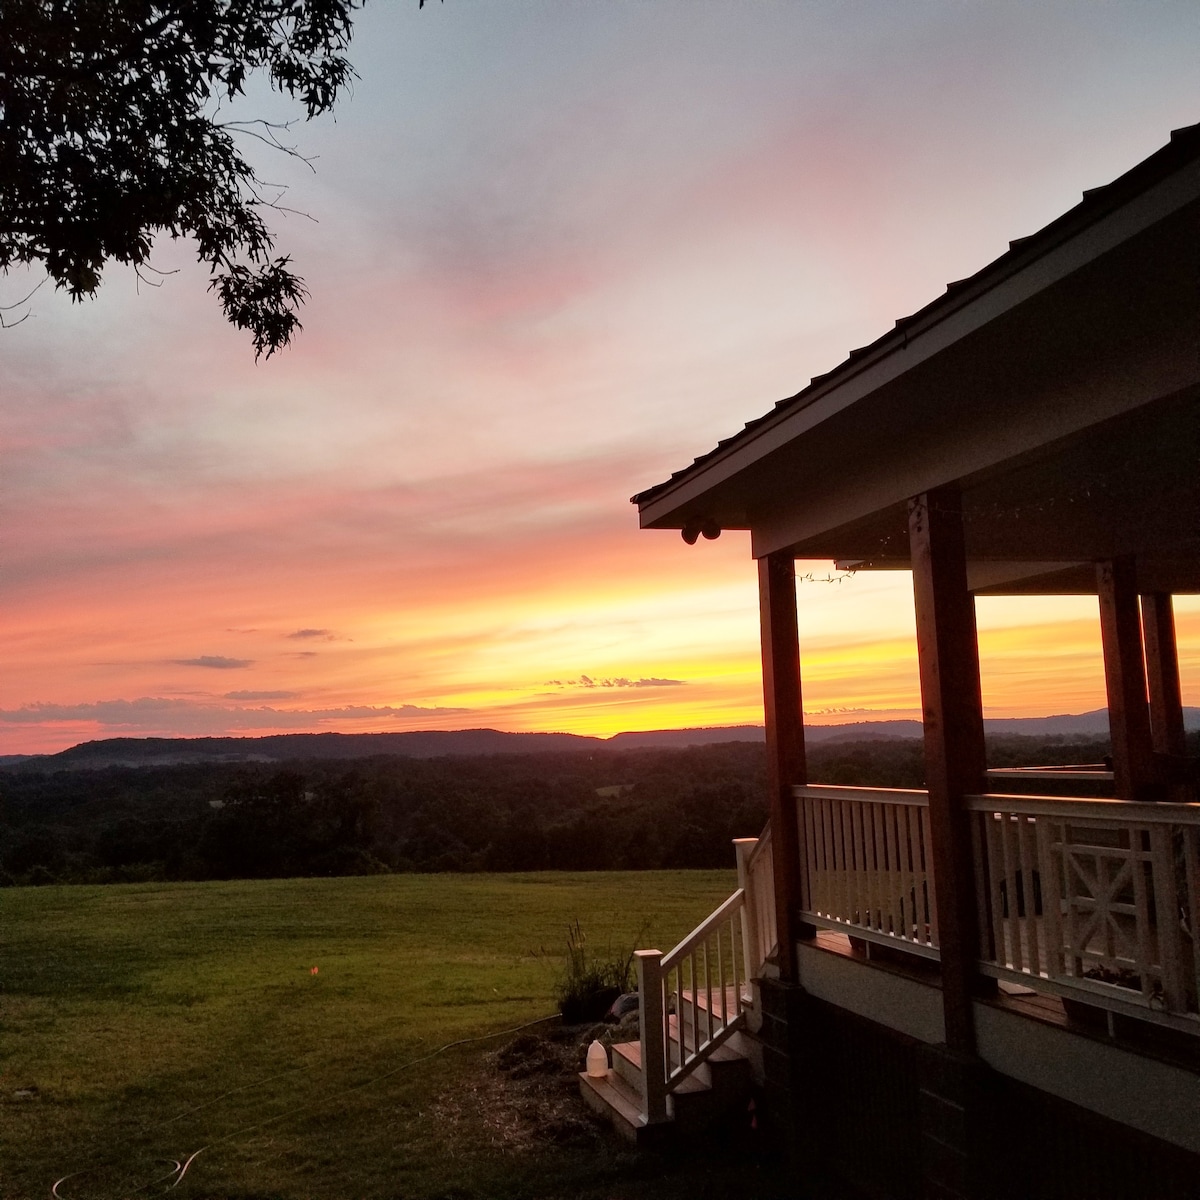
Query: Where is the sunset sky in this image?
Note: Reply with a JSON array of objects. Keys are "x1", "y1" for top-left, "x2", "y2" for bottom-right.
[{"x1": 3, "y1": 1, "x2": 1200, "y2": 754}]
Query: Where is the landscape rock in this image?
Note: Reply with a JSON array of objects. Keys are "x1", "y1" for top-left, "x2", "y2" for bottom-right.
[{"x1": 604, "y1": 991, "x2": 639, "y2": 1022}]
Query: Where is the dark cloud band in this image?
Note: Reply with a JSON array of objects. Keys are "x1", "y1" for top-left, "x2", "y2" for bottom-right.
[{"x1": 174, "y1": 656, "x2": 254, "y2": 670}]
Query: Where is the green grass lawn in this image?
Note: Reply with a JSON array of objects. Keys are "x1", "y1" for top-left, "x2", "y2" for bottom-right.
[{"x1": 1, "y1": 871, "x2": 791, "y2": 1200}]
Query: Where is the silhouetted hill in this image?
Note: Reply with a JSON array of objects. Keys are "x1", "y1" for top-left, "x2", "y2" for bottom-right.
[
  {"x1": 604, "y1": 726, "x2": 765, "y2": 749},
  {"x1": 7, "y1": 708, "x2": 1198, "y2": 771},
  {"x1": 807, "y1": 721, "x2": 924, "y2": 742},
  {"x1": 807, "y1": 708, "x2": 1200, "y2": 742},
  {"x1": 24, "y1": 730, "x2": 604, "y2": 770},
  {"x1": 6, "y1": 726, "x2": 769, "y2": 771}
]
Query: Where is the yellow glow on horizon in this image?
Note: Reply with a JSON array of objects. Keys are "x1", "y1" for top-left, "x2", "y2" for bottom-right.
[{"x1": 6, "y1": 533, "x2": 1200, "y2": 753}]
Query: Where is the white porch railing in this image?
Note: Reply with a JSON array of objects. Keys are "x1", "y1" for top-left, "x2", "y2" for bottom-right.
[
  {"x1": 629, "y1": 787, "x2": 1200, "y2": 1130},
  {"x1": 635, "y1": 887, "x2": 751, "y2": 1124},
  {"x1": 795, "y1": 784, "x2": 940, "y2": 958},
  {"x1": 968, "y1": 793, "x2": 1200, "y2": 1031}
]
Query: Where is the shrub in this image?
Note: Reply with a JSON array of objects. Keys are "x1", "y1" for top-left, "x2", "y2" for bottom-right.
[{"x1": 554, "y1": 919, "x2": 645, "y2": 1024}]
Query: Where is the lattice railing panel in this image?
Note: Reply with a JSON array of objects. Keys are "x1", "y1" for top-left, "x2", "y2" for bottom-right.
[{"x1": 969, "y1": 794, "x2": 1199, "y2": 1025}]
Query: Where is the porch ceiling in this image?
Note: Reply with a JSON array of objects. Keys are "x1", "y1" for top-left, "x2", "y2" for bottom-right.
[
  {"x1": 802, "y1": 386, "x2": 1200, "y2": 594},
  {"x1": 633, "y1": 126, "x2": 1200, "y2": 595}
]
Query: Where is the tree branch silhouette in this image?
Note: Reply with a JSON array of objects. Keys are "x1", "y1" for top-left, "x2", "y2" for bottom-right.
[{"x1": 0, "y1": 0, "x2": 431, "y2": 358}]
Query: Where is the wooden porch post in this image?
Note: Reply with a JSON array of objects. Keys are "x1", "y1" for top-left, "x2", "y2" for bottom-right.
[
  {"x1": 909, "y1": 487, "x2": 986, "y2": 1056},
  {"x1": 1097, "y1": 558, "x2": 1154, "y2": 801},
  {"x1": 1141, "y1": 592, "x2": 1186, "y2": 758},
  {"x1": 758, "y1": 551, "x2": 808, "y2": 983},
  {"x1": 1142, "y1": 591, "x2": 1189, "y2": 803}
]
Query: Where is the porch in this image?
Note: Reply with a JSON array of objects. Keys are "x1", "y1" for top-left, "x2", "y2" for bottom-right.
[{"x1": 619, "y1": 124, "x2": 1200, "y2": 1195}]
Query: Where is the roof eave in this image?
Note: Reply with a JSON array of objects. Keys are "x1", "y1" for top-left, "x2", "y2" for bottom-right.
[{"x1": 632, "y1": 122, "x2": 1200, "y2": 530}]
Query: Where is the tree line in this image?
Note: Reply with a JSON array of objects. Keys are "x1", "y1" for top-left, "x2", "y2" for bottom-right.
[{"x1": 0, "y1": 735, "x2": 1124, "y2": 886}]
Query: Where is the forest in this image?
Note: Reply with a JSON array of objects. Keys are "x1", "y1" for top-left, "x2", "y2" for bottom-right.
[{"x1": 0, "y1": 734, "x2": 1136, "y2": 886}]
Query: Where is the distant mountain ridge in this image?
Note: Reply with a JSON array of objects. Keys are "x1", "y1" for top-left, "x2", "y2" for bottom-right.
[
  {"x1": 3, "y1": 708, "x2": 1196, "y2": 770},
  {"x1": 2, "y1": 726, "x2": 768, "y2": 770}
]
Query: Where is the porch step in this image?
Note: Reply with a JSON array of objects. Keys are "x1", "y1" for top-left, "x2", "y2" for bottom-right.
[
  {"x1": 577, "y1": 1068, "x2": 669, "y2": 1146},
  {"x1": 582, "y1": 1038, "x2": 753, "y2": 1140},
  {"x1": 612, "y1": 1036, "x2": 751, "y2": 1098}
]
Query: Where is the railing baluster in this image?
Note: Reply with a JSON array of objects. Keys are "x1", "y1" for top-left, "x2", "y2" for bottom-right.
[
  {"x1": 830, "y1": 798, "x2": 844, "y2": 923},
  {"x1": 1000, "y1": 808, "x2": 1024, "y2": 973},
  {"x1": 849, "y1": 801, "x2": 864, "y2": 929},
  {"x1": 675, "y1": 964, "x2": 683, "y2": 1069},
  {"x1": 868, "y1": 800, "x2": 884, "y2": 932},
  {"x1": 729, "y1": 912, "x2": 739, "y2": 1017},
  {"x1": 971, "y1": 810, "x2": 992, "y2": 959},
  {"x1": 884, "y1": 801, "x2": 900, "y2": 936},
  {"x1": 704, "y1": 939, "x2": 714, "y2": 1044},
  {"x1": 691, "y1": 952, "x2": 700, "y2": 1056},
  {"x1": 823, "y1": 797, "x2": 838, "y2": 920},
  {"x1": 882, "y1": 801, "x2": 896, "y2": 933},
  {"x1": 833, "y1": 796, "x2": 848, "y2": 925},
  {"x1": 738, "y1": 913, "x2": 746, "y2": 1014},
  {"x1": 809, "y1": 797, "x2": 821, "y2": 919},
  {"x1": 861, "y1": 799, "x2": 875, "y2": 930},
  {"x1": 1036, "y1": 814, "x2": 1064, "y2": 980},
  {"x1": 901, "y1": 804, "x2": 918, "y2": 942},
  {"x1": 1016, "y1": 812, "x2": 1040, "y2": 977},
  {"x1": 801, "y1": 795, "x2": 816, "y2": 913},
  {"x1": 1150, "y1": 825, "x2": 1185, "y2": 1010},
  {"x1": 1186, "y1": 827, "x2": 1200, "y2": 1011},
  {"x1": 727, "y1": 915, "x2": 738, "y2": 1019},
  {"x1": 763, "y1": 843, "x2": 776, "y2": 956},
  {"x1": 844, "y1": 798, "x2": 857, "y2": 927},
  {"x1": 1130, "y1": 826, "x2": 1154, "y2": 997},
  {"x1": 717, "y1": 924, "x2": 727, "y2": 1028},
  {"x1": 858, "y1": 800, "x2": 873, "y2": 931},
  {"x1": 881, "y1": 802, "x2": 893, "y2": 933},
  {"x1": 921, "y1": 804, "x2": 940, "y2": 947},
  {"x1": 1063, "y1": 830, "x2": 1085, "y2": 980},
  {"x1": 984, "y1": 812, "x2": 1008, "y2": 970}
]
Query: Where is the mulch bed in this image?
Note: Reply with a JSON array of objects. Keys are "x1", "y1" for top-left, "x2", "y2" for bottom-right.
[
  {"x1": 432, "y1": 1020, "x2": 627, "y2": 1155},
  {"x1": 430, "y1": 1017, "x2": 796, "y2": 1199}
]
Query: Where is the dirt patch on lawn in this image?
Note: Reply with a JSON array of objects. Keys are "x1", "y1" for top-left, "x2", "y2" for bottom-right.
[{"x1": 431, "y1": 1021, "x2": 614, "y2": 1154}]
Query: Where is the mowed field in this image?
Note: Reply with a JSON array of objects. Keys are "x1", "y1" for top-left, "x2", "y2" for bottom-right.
[{"x1": 1, "y1": 871, "x2": 765, "y2": 1200}]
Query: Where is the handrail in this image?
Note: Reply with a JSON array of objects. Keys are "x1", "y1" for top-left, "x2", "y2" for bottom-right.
[
  {"x1": 965, "y1": 792, "x2": 1200, "y2": 824},
  {"x1": 635, "y1": 878, "x2": 750, "y2": 1124},
  {"x1": 986, "y1": 767, "x2": 1114, "y2": 785},
  {"x1": 794, "y1": 783, "x2": 930, "y2": 808},
  {"x1": 661, "y1": 887, "x2": 745, "y2": 972},
  {"x1": 988, "y1": 764, "x2": 1110, "y2": 773},
  {"x1": 987, "y1": 764, "x2": 1111, "y2": 775}
]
